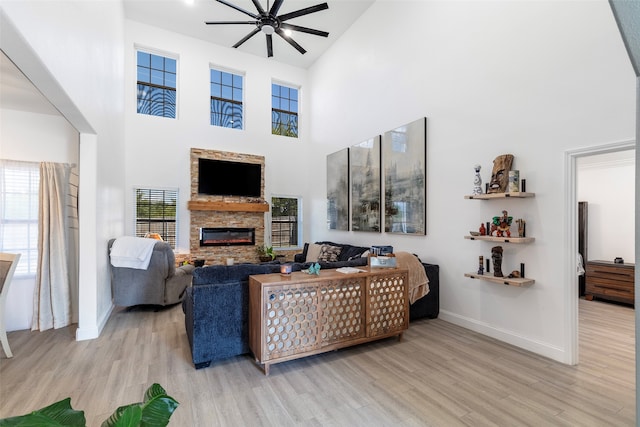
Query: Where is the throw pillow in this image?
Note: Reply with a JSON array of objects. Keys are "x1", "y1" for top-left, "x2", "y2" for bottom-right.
[
  {"x1": 318, "y1": 244, "x2": 342, "y2": 262},
  {"x1": 305, "y1": 243, "x2": 324, "y2": 262}
]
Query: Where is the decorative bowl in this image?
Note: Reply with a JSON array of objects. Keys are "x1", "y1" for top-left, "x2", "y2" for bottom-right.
[{"x1": 469, "y1": 231, "x2": 481, "y2": 236}]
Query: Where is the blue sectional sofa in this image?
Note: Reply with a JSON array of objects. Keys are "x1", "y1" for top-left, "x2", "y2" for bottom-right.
[{"x1": 182, "y1": 247, "x2": 439, "y2": 369}]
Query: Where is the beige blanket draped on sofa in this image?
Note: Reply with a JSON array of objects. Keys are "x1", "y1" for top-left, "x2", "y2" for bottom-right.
[{"x1": 395, "y1": 251, "x2": 430, "y2": 304}]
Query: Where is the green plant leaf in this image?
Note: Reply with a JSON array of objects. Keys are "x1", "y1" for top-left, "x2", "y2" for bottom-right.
[
  {"x1": 140, "y1": 384, "x2": 179, "y2": 427},
  {"x1": 101, "y1": 404, "x2": 139, "y2": 427},
  {"x1": 0, "y1": 398, "x2": 86, "y2": 427},
  {"x1": 100, "y1": 384, "x2": 178, "y2": 427},
  {"x1": 102, "y1": 406, "x2": 142, "y2": 427}
]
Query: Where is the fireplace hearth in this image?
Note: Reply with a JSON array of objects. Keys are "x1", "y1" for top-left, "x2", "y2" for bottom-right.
[{"x1": 200, "y1": 227, "x2": 256, "y2": 247}]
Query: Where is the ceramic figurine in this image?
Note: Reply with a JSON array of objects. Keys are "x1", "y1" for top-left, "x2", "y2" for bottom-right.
[
  {"x1": 491, "y1": 210, "x2": 513, "y2": 237},
  {"x1": 303, "y1": 262, "x2": 321, "y2": 275},
  {"x1": 478, "y1": 255, "x2": 484, "y2": 275},
  {"x1": 472, "y1": 164, "x2": 483, "y2": 195},
  {"x1": 479, "y1": 223, "x2": 486, "y2": 235}
]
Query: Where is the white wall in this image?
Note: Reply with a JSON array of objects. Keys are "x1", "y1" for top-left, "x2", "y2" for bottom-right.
[
  {"x1": 0, "y1": 109, "x2": 79, "y2": 331},
  {"x1": 578, "y1": 150, "x2": 635, "y2": 262},
  {"x1": 1, "y1": 1, "x2": 126, "y2": 339},
  {"x1": 124, "y1": 21, "x2": 327, "y2": 253},
  {"x1": 308, "y1": 0, "x2": 636, "y2": 363}
]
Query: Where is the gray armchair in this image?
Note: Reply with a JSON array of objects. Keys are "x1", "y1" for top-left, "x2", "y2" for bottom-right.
[{"x1": 108, "y1": 239, "x2": 194, "y2": 307}]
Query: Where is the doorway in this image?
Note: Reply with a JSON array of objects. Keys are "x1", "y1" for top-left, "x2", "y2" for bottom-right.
[{"x1": 566, "y1": 140, "x2": 635, "y2": 364}]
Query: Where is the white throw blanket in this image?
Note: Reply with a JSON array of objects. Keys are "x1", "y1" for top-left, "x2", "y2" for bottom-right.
[{"x1": 110, "y1": 236, "x2": 157, "y2": 270}]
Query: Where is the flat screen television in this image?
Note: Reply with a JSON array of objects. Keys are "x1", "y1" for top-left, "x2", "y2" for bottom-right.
[{"x1": 197, "y1": 158, "x2": 262, "y2": 197}]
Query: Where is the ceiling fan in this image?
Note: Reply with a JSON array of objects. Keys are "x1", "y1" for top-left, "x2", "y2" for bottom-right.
[{"x1": 206, "y1": 0, "x2": 329, "y2": 57}]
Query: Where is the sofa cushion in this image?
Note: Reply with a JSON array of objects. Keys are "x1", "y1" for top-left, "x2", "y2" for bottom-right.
[
  {"x1": 318, "y1": 244, "x2": 342, "y2": 262},
  {"x1": 295, "y1": 241, "x2": 370, "y2": 264},
  {"x1": 341, "y1": 246, "x2": 369, "y2": 261},
  {"x1": 305, "y1": 243, "x2": 324, "y2": 262}
]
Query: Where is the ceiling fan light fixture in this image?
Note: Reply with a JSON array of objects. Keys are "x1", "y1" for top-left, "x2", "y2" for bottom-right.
[
  {"x1": 261, "y1": 24, "x2": 275, "y2": 35},
  {"x1": 206, "y1": 1, "x2": 330, "y2": 57}
]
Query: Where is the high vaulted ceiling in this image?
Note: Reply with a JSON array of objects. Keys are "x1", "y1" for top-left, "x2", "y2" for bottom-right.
[
  {"x1": 1, "y1": 1, "x2": 372, "y2": 117},
  {"x1": 123, "y1": 0, "x2": 375, "y2": 69}
]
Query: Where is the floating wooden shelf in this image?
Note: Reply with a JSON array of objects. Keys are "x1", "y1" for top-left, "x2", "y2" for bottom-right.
[
  {"x1": 465, "y1": 272, "x2": 535, "y2": 286},
  {"x1": 188, "y1": 200, "x2": 269, "y2": 212},
  {"x1": 464, "y1": 235, "x2": 535, "y2": 243},
  {"x1": 464, "y1": 192, "x2": 535, "y2": 200}
]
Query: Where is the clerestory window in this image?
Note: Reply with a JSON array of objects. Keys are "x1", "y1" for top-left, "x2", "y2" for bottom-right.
[
  {"x1": 271, "y1": 83, "x2": 298, "y2": 138},
  {"x1": 137, "y1": 50, "x2": 177, "y2": 118},
  {"x1": 210, "y1": 68, "x2": 244, "y2": 129}
]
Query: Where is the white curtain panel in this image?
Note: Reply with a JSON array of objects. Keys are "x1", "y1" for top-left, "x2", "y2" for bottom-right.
[{"x1": 33, "y1": 162, "x2": 71, "y2": 331}]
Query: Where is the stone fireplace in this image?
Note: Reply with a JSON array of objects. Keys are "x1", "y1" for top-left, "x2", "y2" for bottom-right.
[{"x1": 188, "y1": 148, "x2": 268, "y2": 265}]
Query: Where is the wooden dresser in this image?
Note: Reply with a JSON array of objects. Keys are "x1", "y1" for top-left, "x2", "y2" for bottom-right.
[{"x1": 585, "y1": 260, "x2": 634, "y2": 305}]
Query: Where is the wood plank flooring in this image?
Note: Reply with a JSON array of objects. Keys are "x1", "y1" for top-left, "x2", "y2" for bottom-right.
[{"x1": 0, "y1": 299, "x2": 635, "y2": 426}]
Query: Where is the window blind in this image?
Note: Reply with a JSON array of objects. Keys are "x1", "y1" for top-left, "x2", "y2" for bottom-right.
[{"x1": 0, "y1": 160, "x2": 40, "y2": 276}]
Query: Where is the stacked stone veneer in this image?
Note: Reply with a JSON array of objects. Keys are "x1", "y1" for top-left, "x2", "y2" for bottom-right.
[{"x1": 189, "y1": 148, "x2": 266, "y2": 265}]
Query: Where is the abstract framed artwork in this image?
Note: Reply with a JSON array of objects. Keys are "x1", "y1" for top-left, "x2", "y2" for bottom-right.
[
  {"x1": 382, "y1": 117, "x2": 427, "y2": 235},
  {"x1": 350, "y1": 136, "x2": 381, "y2": 232},
  {"x1": 326, "y1": 147, "x2": 349, "y2": 230}
]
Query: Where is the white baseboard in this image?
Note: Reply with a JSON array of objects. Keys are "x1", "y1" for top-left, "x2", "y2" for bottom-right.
[
  {"x1": 438, "y1": 309, "x2": 570, "y2": 364},
  {"x1": 75, "y1": 303, "x2": 114, "y2": 341}
]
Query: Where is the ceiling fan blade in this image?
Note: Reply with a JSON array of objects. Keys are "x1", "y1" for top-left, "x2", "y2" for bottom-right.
[
  {"x1": 250, "y1": 0, "x2": 266, "y2": 15},
  {"x1": 215, "y1": 0, "x2": 259, "y2": 19},
  {"x1": 278, "y1": 3, "x2": 328, "y2": 22},
  {"x1": 205, "y1": 21, "x2": 258, "y2": 25},
  {"x1": 266, "y1": 34, "x2": 274, "y2": 57},
  {"x1": 276, "y1": 29, "x2": 306, "y2": 54},
  {"x1": 280, "y1": 23, "x2": 329, "y2": 37},
  {"x1": 269, "y1": 0, "x2": 285, "y2": 16},
  {"x1": 233, "y1": 28, "x2": 261, "y2": 48}
]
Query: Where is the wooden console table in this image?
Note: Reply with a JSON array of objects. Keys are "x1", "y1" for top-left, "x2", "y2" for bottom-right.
[{"x1": 249, "y1": 268, "x2": 409, "y2": 375}]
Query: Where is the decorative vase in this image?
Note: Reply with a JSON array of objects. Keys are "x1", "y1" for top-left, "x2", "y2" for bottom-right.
[{"x1": 472, "y1": 164, "x2": 483, "y2": 195}]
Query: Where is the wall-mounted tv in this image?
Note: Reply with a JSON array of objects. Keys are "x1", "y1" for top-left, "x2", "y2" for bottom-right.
[{"x1": 197, "y1": 158, "x2": 262, "y2": 197}]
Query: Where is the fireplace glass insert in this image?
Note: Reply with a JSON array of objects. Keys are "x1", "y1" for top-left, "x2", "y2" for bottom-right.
[{"x1": 200, "y1": 227, "x2": 256, "y2": 246}]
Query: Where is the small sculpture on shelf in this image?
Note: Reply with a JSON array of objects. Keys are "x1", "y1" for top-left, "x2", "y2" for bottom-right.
[
  {"x1": 478, "y1": 255, "x2": 484, "y2": 274},
  {"x1": 515, "y1": 218, "x2": 526, "y2": 237},
  {"x1": 491, "y1": 210, "x2": 513, "y2": 237},
  {"x1": 491, "y1": 246, "x2": 504, "y2": 277},
  {"x1": 479, "y1": 223, "x2": 486, "y2": 235},
  {"x1": 487, "y1": 154, "x2": 514, "y2": 193},
  {"x1": 472, "y1": 164, "x2": 483, "y2": 195}
]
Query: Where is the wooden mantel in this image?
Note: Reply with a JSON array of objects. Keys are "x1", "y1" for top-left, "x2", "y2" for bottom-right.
[{"x1": 188, "y1": 200, "x2": 270, "y2": 213}]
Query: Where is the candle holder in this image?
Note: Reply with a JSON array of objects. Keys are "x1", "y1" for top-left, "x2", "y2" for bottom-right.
[{"x1": 280, "y1": 264, "x2": 292, "y2": 276}]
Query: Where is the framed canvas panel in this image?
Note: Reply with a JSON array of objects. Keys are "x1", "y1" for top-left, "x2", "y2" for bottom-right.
[
  {"x1": 350, "y1": 136, "x2": 381, "y2": 232},
  {"x1": 326, "y1": 148, "x2": 349, "y2": 230},
  {"x1": 383, "y1": 117, "x2": 427, "y2": 235}
]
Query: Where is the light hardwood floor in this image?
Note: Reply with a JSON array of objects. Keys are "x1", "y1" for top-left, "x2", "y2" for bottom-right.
[{"x1": 0, "y1": 299, "x2": 635, "y2": 426}]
